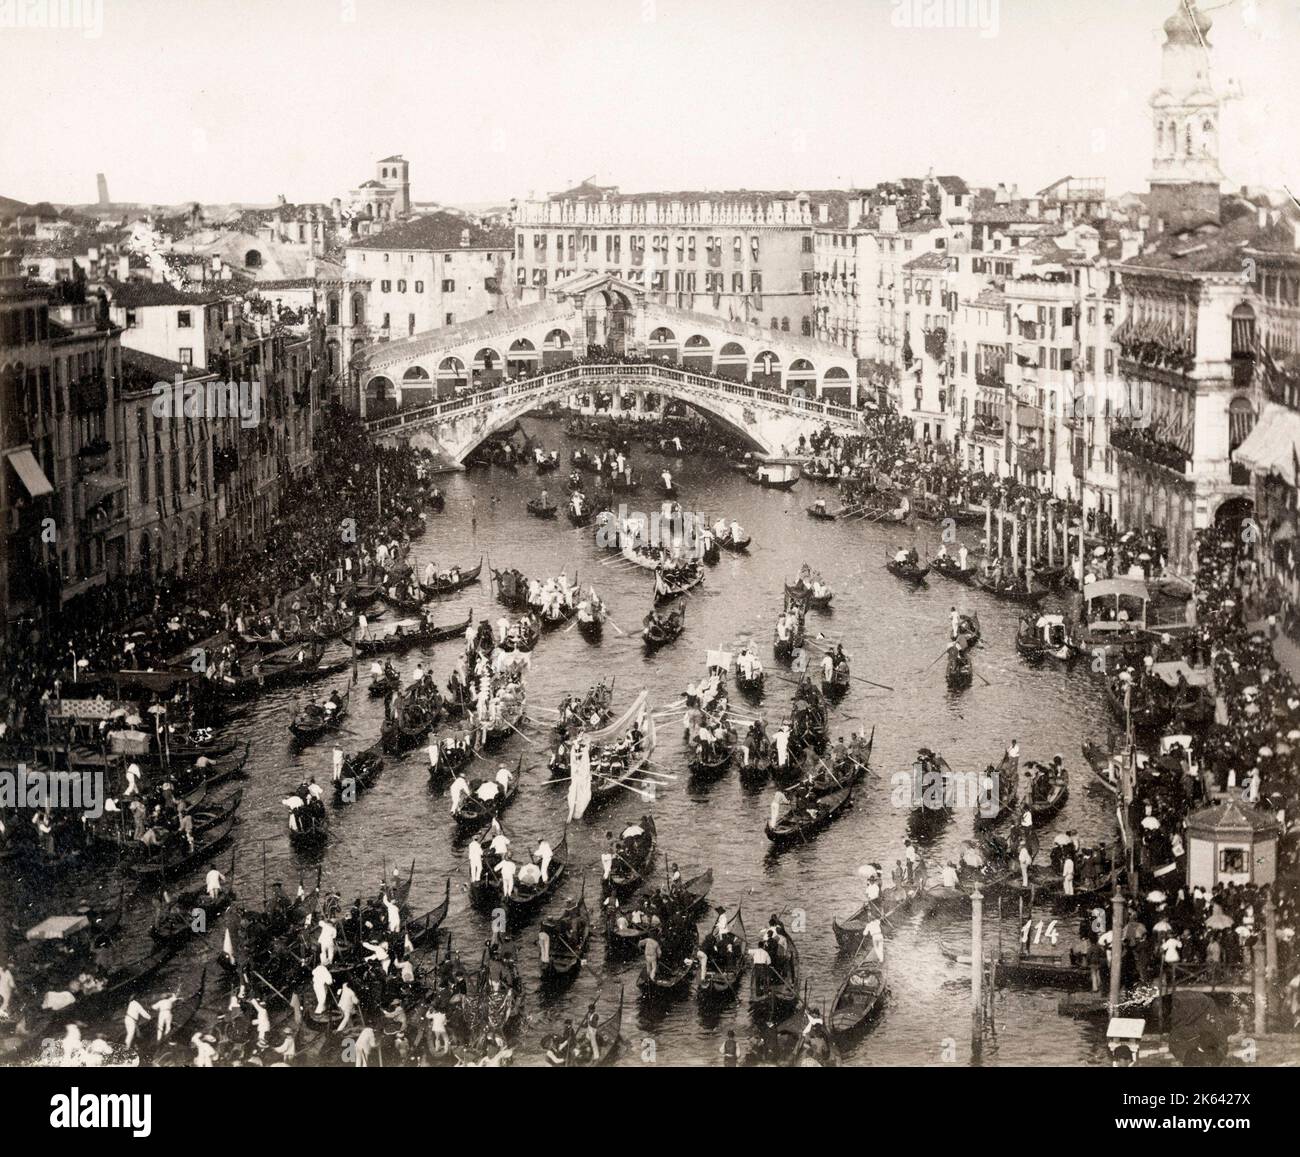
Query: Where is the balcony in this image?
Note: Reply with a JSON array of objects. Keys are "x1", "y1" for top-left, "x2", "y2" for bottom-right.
[
  {"x1": 1109, "y1": 422, "x2": 1190, "y2": 474},
  {"x1": 75, "y1": 439, "x2": 111, "y2": 476}
]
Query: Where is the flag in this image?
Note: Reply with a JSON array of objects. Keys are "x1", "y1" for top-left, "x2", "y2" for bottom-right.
[{"x1": 567, "y1": 740, "x2": 592, "y2": 821}]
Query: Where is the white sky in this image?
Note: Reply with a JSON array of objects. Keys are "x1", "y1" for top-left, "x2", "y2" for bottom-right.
[{"x1": 1, "y1": 0, "x2": 1297, "y2": 207}]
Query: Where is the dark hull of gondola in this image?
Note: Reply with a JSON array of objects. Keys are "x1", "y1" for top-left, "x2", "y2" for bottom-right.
[{"x1": 418, "y1": 558, "x2": 483, "y2": 597}]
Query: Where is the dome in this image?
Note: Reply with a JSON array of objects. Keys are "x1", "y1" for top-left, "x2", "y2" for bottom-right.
[{"x1": 1164, "y1": 3, "x2": 1211, "y2": 45}]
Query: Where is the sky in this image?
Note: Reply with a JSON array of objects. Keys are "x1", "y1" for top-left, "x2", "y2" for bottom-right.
[{"x1": 1, "y1": 0, "x2": 1297, "y2": 208}]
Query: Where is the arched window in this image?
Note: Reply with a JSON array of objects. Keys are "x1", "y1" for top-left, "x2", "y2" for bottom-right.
[
  {"x1": 327, "y1": 294, "x2": 340, "y2": 326},
  {"x1": 351, "y1": 294, "x2": 365, "y2": 326},
  {"x1": 245, "y1": 249, "x2": 262, "y2": 269}
]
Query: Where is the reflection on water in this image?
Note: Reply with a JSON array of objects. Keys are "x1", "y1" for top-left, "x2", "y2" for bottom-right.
[{"x1": 2, "y1": 418, "x2": 1123, "y2": 1066}]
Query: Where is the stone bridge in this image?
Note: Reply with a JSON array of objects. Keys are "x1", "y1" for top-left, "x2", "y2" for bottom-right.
[{"x1": 363, "y1": 362, "x2": 866, "y2": 462}]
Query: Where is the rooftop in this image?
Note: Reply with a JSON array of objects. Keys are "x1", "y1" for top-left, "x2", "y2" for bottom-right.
[
  {"x1": 121, "y1": 347, "x2": 215, "y2": 390},
  {"x1": 349, "y1": 211, "x2": 513, "y2": 251},
  {"x1": 105, "y1": 280, "x2": 222, "y2": 307}
]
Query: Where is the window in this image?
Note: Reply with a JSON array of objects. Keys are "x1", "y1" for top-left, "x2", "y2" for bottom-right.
[
  {"x1": 1219, "y1": 848, "x2": 1248, "y2": 874},
  {"x1": 397, "y1": 280, "x2": 407, "y2": 293},
  {"x1": 408, "y1": 314, "x2": 416, "y2": 336},
  {"x1": 802, "y1": 236, "x2": 813, "y2": 253},
  {"x1": 1062, "y1": 307, "x2": 1074, "y2": 327},
  {"x1": 1104, "y1": 349, "x2": 1114, "y2": 375},
  {"x1": 780, "y1": 317, "x2": 789, "y2": 332},
  {"x1": 381, "y1": 280, "x2": 392, "y2": 293},
  {"x1": 414, "y1": 281, "x2": 424, "y2": 293},
  {"x1": 445, "y1": 313, "x2": 454, "y2": 326},
  {"x1": 125, "y1": 308, "x2": 137, "y2": 328},
  {"x1": 801, "y1": 318, "x2": 811, "y2": 336},
  {"x1": 177, "y1": 310, "x2": 192, "y2": 328},
  {"x1": 382, "y1": 313, "x2": 390, "y2": 330},
  {"x1": 802, "y1": 272, "x2": 813, "y2": 293},
  {"x1": 442, "y1": 279, "x2": 455, "y2": 292},
  {"x1": 751, "y1": 272, "x2": 762, "y2": 292},
  {"x1": 178, "y1": 348, "x2": 192, "y2": 366},
  {"x1": 732, "y1": 273, "x2": 744, "y2": 292}
]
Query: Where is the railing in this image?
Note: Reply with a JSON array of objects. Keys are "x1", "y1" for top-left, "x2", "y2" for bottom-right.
[{"x1": 363, "y1": 362, "x2": 866, "y2": 434}]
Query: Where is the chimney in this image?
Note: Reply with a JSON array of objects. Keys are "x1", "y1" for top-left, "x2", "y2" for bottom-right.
[
  {"x1": 848, "y1": 197, "x2": 863, "y2": 231},
  {"x1": 460, "y1": 228, "x2": 470, "y2": 247},
  {"x1": 331, "y1": 197, "x2": 342, "y2": 221},
  {"x1": 116, "y1": 254, "x2": 130, "y2": 281},
  {"x1": 879, "y1": 205, "x2": 899, "y2": 234},
  {"x1": 1257, "y1": 205, "x2": 1268, "y2": 230},
  {"x1": 819, "y1": 203, "x2": 829, "y2": 224},
  {"x1": 995, "y1": 183, "x2": 1009, "y2": 206},
  {"x1": 1027, "y1": 197, "x2": 1041, "y2": 219}
]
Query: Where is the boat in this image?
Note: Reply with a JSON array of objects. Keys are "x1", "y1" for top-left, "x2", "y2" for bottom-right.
[
  {"x1": 748, "y1": 1007, "x2": 839, "y2": 1067},
  {"x1": 829, "y1": 958, "x2": 887, "y2": 1040},
  {"x1": 750, "y1": 927, "x2": 799, "y2": 1014},
  {"x1": 735, "y1": 663, "x2": 765, "y2": 699},
  {"x1": 885, "y1": 556, "x2": 930, "y2": 584},
  {"x1": 543, "y1": 989, "x2": 623, "y2": 1066},
  {"x1": 637, "y1": 922, "x2": 698, "y2": 996},
  {"x1": 766, "y1": 782, "x2": 854, "y2": 846},
  {"x1": 806, "y1": 504, "x2": 837, "y2": 521},
  {"x1": 356, "y1": 608, "x2": 473, "y2": 658},
  {"x1": 404, "y1": 878, "x2": 453, "y2": 950},
  {"x1": 526, "y1": 497, "x2": 559, "y2": 519},
  {"x1": 287, "y1": 802, "x2": 328, "y2": 850},
  {"x1": 653, "y1": 562, "x2": 704, "y2": 603},
  {"x1": 378, "y1": 585, "x2": 430, "y2": 616},
  {"x1": 1015, "y1": 612, "x2": 1082, "y2": 663},
  {"x1": 585, "y1": 692, "x2": 657, "y2": 810},
  {"x1": 332, "y1": 743, "x2": 384, "y2": 803},
  {"x1": 606, "y1": 816, "x2": 657, "y2": 895},
  {"x1": 697, "y1": 910, "x2": 748, "y2": 1000},
  {"x1": 576, "y1": 592, "x2": 607, "y2": 640},
  {"x1": 1022, "y1": 761, "x2": 1070, "y2": 824},
  {"x1": 1080, "y1": 740, "x2": 1121, "y2": 797},
  {"x1": 128, "y1": 812, "x2": 238, "y2": 883},
  {"x1": 785, "y1": 570, "x2": 833, "y2": 610},
  {"x1": 946, "y1": 646, "x2": 973, "y2": 689},
  {"x1": 974, "y1": 573, "x2": 1049, "y2": 605},
  {"x1": 642, "y1": 603, "x2": 685, "y2": 650},
  {"x1": 380, "y1": 687, "x2": 440, "y2": 755},
  {"x1": 832, "y1": 882, "x2": 922, "y2": 949},
  {"x1": 821, "y1": 660, "x2": 851, "y2": 700},
  {"x1": 717, "y1": 525, "x2": 752, "y2": 552},
  {"x1": 367, "y1": 667, "x2": 401, "y2": 698},
  {"x1": 473, "y1": 833, "x2": 569, "y2": 922},
  {"x1": 748, "y1": 462, "x2": 801, "y2": 490},
  {"x1": 453, "y1": 755, "x2": 523, "y2": 829},
  {"x1": 931, "y1": 554, "x2": 976, "y2": 584},
  {"x1": 973, "y1": 750, "x2": 1019, "y2": 829},
  {"x1": 538, "y1": 891, "x2": 591, "y2": 980},
  {"x1": 418, "y1": 557, "x2": 483, "y2": 597},
  {"x1": 288, "y1": 687, "x2": 350, "y2": 743},
  {"x1": 491, "y1": 567, "x2": 531, "y2": 610},
  {"x1": 688, "y1": 736, "x2": 734, "y2": 782},
  {"x1": 149, "y1": 860, "x2": 236, "y2": 947}
]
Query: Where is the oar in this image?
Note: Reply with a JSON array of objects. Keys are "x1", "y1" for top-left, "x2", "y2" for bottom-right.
[{"x1": 918, "y1": 647, "x2": 949, "y2": 674}]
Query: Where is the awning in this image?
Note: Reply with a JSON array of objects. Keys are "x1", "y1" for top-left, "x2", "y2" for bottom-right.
[
  {"x1": 1233, "y1": 401, "x2": 1300, "y2": 486},
  {"x1": 82, "y1": 473, "x2": 127, "y2": 504},
  {"x1": 6, "y1": 448, "x2": 54, "y2": 498}
]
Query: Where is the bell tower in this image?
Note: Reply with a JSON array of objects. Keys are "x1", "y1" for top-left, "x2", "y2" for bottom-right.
[{"x1": 1147, "y1": 2, "x2": 1222, "y2": 229}]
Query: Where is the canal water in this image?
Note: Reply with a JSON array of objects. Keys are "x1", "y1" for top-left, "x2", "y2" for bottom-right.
[{"x1": 7, "y1": 417, "x2": 1127, "y2": 1066}]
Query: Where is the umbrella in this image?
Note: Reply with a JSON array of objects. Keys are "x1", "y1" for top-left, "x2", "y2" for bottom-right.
[
  {"x1": 1145, "y1": 890, "x2": 1167, "y2": 903},
  {"x1": 1206, "y1": 909, "x2": 1233, "y2": 931},
  {"x1": 855, "y1": 864, "x2": 879, "y2": 878}
]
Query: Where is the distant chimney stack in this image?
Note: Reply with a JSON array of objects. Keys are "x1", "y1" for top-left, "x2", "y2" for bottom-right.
[
  {"x1": 117, "y1": 254, "x2": 130, "y2": 281},
  {"x1": 819, "y1": 203, "x2": 829, "y2": 224},
  {"x1": 995, "y1": 183, "x2": 1009, "y2": 205},
  {"x1": 96, "y1": 172, "x2": 110, "y2": 207},
  {"x1": 460, "y1": 228, "x2": 470, "y2": 247}
]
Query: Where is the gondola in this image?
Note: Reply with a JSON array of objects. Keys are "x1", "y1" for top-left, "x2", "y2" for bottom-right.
[
  {"x1": 747, "y1": 467, "x2": 800, "y2": 491},
  {"x1": 333, "y1": 744, "x2": 384, "y2": 803},
  {"x1": 133, "y1": 967, "x2": 209, "y2": 1064},
  {"x1": 750, "y1": 929, "x2": 799, "y2": 1013},
  {"x1": 380, "y1": 687, "x2": 440, "y2": 755},
  {"x1": 214, "y1": 644, "x2": 343, "y2": 700},
  {"x1": 539, "y1": 892, "x2": 591, "y2": 980},
  {"x1": 473, "y1": 833, "x2": 569, "y2": 921},
  {"x1": 1022, "y1": 762, "x2": 1070, "y2": 824},
  {"x1": 746, "y1": 1007, "x2": 839, "y2": 1067},
  {"x1": 288, "y1": 688, "x2": 350, "y2": 743},
  {"x1": 642, "y1": 603, "x2": 686, "y2": 649},
  {"x1": 367, "y1": 668, "x2": 401, "y2": 698},
  {"x1": 697, "y1": 910, "x2": 748, "y2": 1000},
  {"x1": 930, "y1": 555, "x2": 976, "y2": 584},
  {"x1": 453, "y1": 755, "x2": 524, "y2": 829},
  {"x1": 287, "y1": 803, "x2": 328, "y2": 850},
  {"x1": 831, "y1": 882, "x2": 922, "y2": 949},
  {"x1": 526, "y1": 497, "x2": 559, "y2": 519},
  {"x1": 829, "y1": 958, "x2": 887, "y2": 1040},
  {"x1": 606, "y1": 816, "x2": 657, "y2": 895},
  {"x1": 566, "y1": 502, "x2": 594, "y2": 528},
  {"x1": 784, "y1": 581, "x2": 833, "y2": 610},
  {"x1": 701, "y1": 535, "x2": 721, "y2": 565},
  {"x1": 637, "y1": 924, "x2": 698, "y2": 996},
  {"x1": 973, "y1": 751, "x2": 1019, "y2": 830},
  {"x1": 1080, "y1": 740, "x2": 1121, "y2": 797},
  {"x1": 821, "y1": 663, "x2": 851, "y2": 700},
  {"x1": 688, "y1": 739, "x2": 734, "y2": 782},
  {"x1": 128, "y1": 812, "x2": 238, "y2": 883},
  {"x1": 766, "y1": 782, "x2": 854, "y2": 846},
  {"x1": 418, "y1": 557, "x2": 483, "y2": 597},
  {"x1": 378, "y1": 586, "x2": 431, "y2": 616},
  {"x1": 356, "y1": 608, "x2": 474, "y2": 657},
  {"x1": 653, "y1": 563, "x2": 704, "y2": 603},
  {"x1": 974, "y1": 574, "x2": 1049, "y2": 605},
  {"x1": 735, "y1": 665, "x2": 765, "y2": 699},
  {"x1": 806, "y1": 504, "x2": 837, "y2": 521},
  {"x1": 946, "y1": 646, "x2": 973, "y2": 689},
  {"x1": 405, "y1": 878, "x2": 453, "y2": 950},
  {"x1": 150, "y1": 876, "x2": 234, "y2": 947},
  {"x1": 576, "y1": 596, "x2": 607, "y2": 640},
  {"x1": 544, "y1": 988, "x2": 623, "y2": 1066},
  {"x1": 718, "y1": 527, "x2": 752, "y2": 553},
  {"x1": 885, "y1": 557, "x2": 930, "y2": 584}
]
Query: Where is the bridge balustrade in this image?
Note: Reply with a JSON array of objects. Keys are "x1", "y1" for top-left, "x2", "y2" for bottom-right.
[{"x1": 363, "y1": 363, "x2": 865, "y2": 435}]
